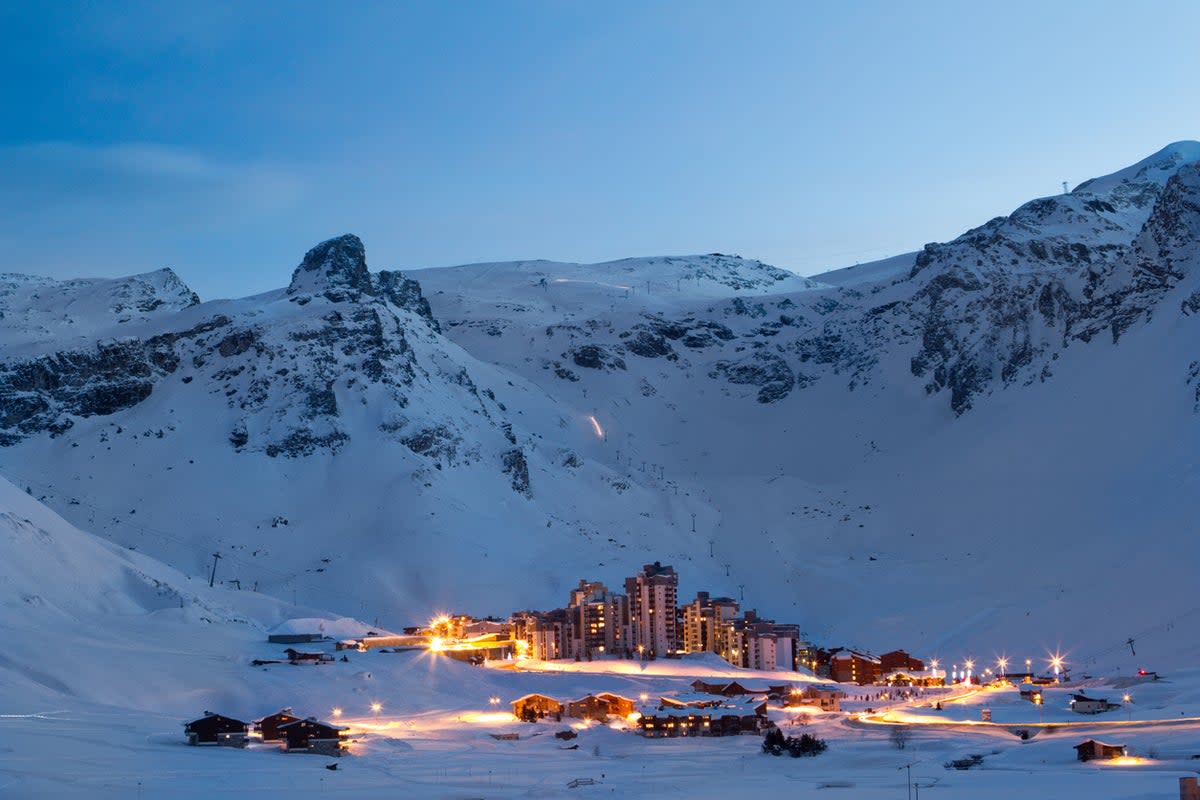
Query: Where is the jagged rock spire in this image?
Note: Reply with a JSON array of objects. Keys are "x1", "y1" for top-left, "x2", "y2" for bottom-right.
[{"x1": 288, "y1": 234, "x2": 373, "y2": 301}]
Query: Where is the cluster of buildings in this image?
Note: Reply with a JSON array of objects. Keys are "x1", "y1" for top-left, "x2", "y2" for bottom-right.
[
  {"x1": 508, "y1": 562, "x2": 813, "y2": 672},
  {"x1": 316, "y1": 560, "x2": 933, "y2": 685},
  {"x1": 508, "y1": 679, "x2": 846, "y2": 738},
  {"x1": 183, "y1": 708, "x2": 348, "y2": 755},
  {"x1": 498, "y1": 562, "x2": 939, "y2": 687}
]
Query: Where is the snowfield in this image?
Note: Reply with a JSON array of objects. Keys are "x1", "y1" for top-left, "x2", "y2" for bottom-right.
[{"x1": 2, "y1": 144, "x2": 1200, "y2": 797}]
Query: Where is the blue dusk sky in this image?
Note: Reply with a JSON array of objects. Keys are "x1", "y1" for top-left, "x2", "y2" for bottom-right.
[{"x1": 1, "y1": 1, "x2": 1197, "y2": 299}]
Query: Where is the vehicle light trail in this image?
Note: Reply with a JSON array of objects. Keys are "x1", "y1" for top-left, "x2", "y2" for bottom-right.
[{"x1": 588, "y1": 415, "x2": 604, "y2": 438}]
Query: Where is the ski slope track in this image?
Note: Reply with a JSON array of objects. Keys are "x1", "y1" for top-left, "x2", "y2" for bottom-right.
[{"x1": 2, "y1": 142, "x2": 1199, "y2": 679}]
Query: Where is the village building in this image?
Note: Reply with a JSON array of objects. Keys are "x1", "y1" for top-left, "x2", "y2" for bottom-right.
[
  {"x1": 809, "y1": 647, "x2": 834, "y2": 678},
  {"x1": 659, "y1": 693, "x2": 725, "y2": 710},
  {"x1": 1019, "y1": 685, "x2": 1044, "y2": 704},
  {"x1": 278, "y1": 717, "x2": 348, "y2": 756},
  {"x1": 682, "y1": 592, "x2": 739, "y2": 655},
  {"x1": 566, "y1": 580, "x2": 630, "y2": 659},
  {"x1": 510, "y1": 609, "x2": 569, "y2": 661},
  {"x1": 268, "y1": 633, "x2": 327, "y2": 644},
  {"x1": 717, "y1": 610, "x2": 803, "y2": 671},
  {"x1": 337, "y1": 633, "x2": 425, "y2": 651},
  {"x1": 564, "y1": 693, "x2": 637, "y2": 722},
  {"x1": 183, "y1": 713, "x2": 249, "y2": 747},
  {"x1": 689, "y1": 679, "x2": 771, "y2": 697},
  {"x1": 641, "y1": 694, "x2": 767, "y2": 737},
  {"x1": 879, "y1": 650, "x2": 925, "y2": 673},
  {"x1": 566, "y1": 695, "x2": 610, "y2": 722},
  {"x1": 511, "y1": 693, "x2": 564, "y2": 721},
  {"x1": 595, "y1": 692, "x2": 637, "y2": 718},
  {"x1": 662, "y1": 694, "x2": 766, "y2": 715},
  {"x1": 1073, "y1": 739, "x2": 1126, "y2": 761},
  {"x1": 829, "y1": 648, "x2": 882, "y2": 685},
  {"x1": 284, "y1": 648, "x2": 334, "y2": 665},
  {"x1": 1070, "y1": 694, "x2": 1120, "y2": 715},
  {"x1": 624, "y1": 562, "x2": 679, "y2": 658},
  {"x1": 785, "y1": 684, "x2": 845, "y2": 712},
  {"x1": 638, "y1": 708, "x2": 711, "y2": 737},
  {"x1": 254, "y1": 708, "x2": 301, "y2": 741},
  {"x1": 462, "y1": 617, "x2": 509, "y2": 638},
  {"x1": 881, "y1": 669, "x2": 945, "y2": 687}
]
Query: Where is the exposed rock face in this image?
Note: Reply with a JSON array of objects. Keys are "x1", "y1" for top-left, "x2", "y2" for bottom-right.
[
  {"x1": 0, "y1": 316, "x2": 230, "y2": 444},
  {"x1": 591, "y1": 144, "x2": 1200, "y2": 415},
  {"x1": 710, "y1": 352, "x2": 795, "y2": 404},
  {"x1": 0, "y1": 235, "x2": 532, "y2": 493},
  {"x1": 570, "y1": 344, "x2": 626, "y2": 372},
  {"x1": 287, "y1": 234, "x2": 373, "y2": 301},
  {"x1": 501, "y1": 448, "x2": 531, "y2": 497}
]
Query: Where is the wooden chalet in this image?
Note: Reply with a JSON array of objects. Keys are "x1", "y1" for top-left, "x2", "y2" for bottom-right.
[
  {"x1": 511, "y1": 693, "x2": 564, "y2": 720},
  {"x1": 1074, "y1": 739, "x2": 1125, "y2": 762},
  {"x1": 563, "y1": 693, "x2": 636, "y2": 722},
  {"x1": 254, "y1": 708, "x2": 301, "y2": 741},
  {"x1": 184, "y1": 712, "x2": 248, "y2": 747},
  {"x1": 567, "y1": 695, "x2": 611, "y2": 722},
  {"x1": 594, "y1": 693, "x2": 636, "y2": 717},
  {"x1": 1070, "y1": 694, "x2": 1119, "y2": 715},
  {"x1": 278, "y1": 717, "x2": 349, "y2": 756}
]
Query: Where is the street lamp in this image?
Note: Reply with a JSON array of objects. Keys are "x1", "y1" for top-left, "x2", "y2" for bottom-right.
[
  {"x1": 1048, "y1": 654, "x2": 1064, "y2": 682},
  {"x1": 964, "y1": 659, "x2": 974, "y2": 684},
  {"x1": 489, "y1": 696, "x2": 500, "y2": 706},
  {"x1": 332, "y1": 707, "x2": 343, "y2": 719},
  {"x1": 1122, "y1": 694, "x2": 1132, "y2": 722},
  {"x1": 370, "y1": 701, "x2": 382, "y2": 715},
  {"x1": 997, "y1": 657, "x2": 1008, "y2": 678}
]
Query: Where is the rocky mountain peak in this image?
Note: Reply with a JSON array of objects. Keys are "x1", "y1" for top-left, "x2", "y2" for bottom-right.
[{"x1": 287, "y1": 234, "x2": 373, "y2": 301}]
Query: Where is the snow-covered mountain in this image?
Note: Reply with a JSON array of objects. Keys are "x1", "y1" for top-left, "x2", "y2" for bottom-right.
[{"x1": 2, "y1": 142, "x2": 1198, "y2": 673}]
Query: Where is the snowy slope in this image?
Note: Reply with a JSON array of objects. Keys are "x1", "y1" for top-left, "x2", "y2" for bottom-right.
[
  {"x1": 0, "y1": 268, "x2": 199, "y2": 354},
  {"x1": 0, "y1": 474, "x2": 305, "y2": 709},
  {"x1": 4, "y1": 477, "x2": 1200, "y2": 800},
  {"x1": 0, "y1": 144, "x2": 1198, "y2": 680}
]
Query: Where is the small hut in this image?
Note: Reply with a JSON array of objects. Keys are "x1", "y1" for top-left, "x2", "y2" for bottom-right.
[
  {"x1": 254, "y1": 708, "x2": 301, "y2": 741},
  {"x1": 1070, "y1": 694, "x2": 1118, "y2": 715},
  {"x1": 184, "y1": 712, "x2": 248, "y2": 747},
  {"x1": 278, "y1": 717, "x2": 349, "y2": 756},
  {"x1": 1074, "y1": 739, "x2": 1125, "y2": 762}
]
